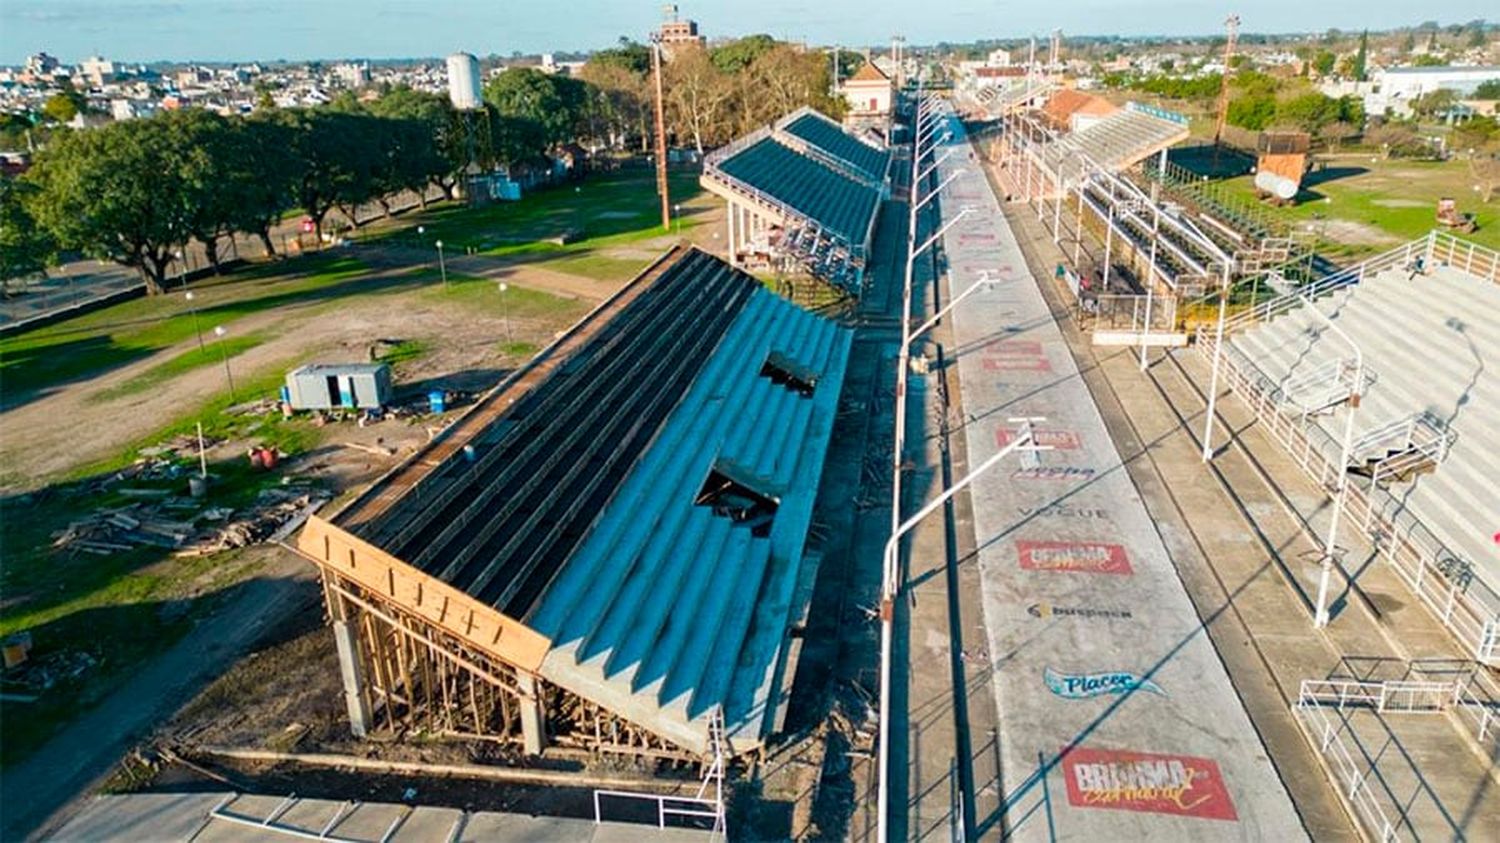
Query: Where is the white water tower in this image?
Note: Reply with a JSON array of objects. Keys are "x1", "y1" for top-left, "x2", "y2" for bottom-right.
[{"x1": 446, "y1": 52, "x2": 482, "y2": 111}]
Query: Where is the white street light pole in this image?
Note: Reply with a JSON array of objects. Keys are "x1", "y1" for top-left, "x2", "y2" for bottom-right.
[
  {"x1": 894, "y1": 207, "x2": 974, "y2": 533},
  {"x1": 185, "y1": 290, "x2": 205, "y2": 351},
  {"x1": 498, "y1": 281, "x2": 512, "y2": 344},
  {"x1": 876, "y1": 422, "x2": 1050, "y2": 843},
  {"x1": 212, "y1": 325, "x2": 236, "y2": 403},
  {"x1": 1200, "y1": 262, "x2": 1233, "y2": 461},
  {"x1": 907, "y1": 271, "x2": 997, "y2": 344},
  {"x1": 435, "y1": 239, "x2": 448, "y2": 287},
  {"x1": 1305, "y1": 302, "x2": 1362, "y2": 628}
]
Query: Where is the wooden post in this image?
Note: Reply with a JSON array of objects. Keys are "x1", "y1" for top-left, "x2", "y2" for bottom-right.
[{"x1": 652, "y1": 40, "x2": 671, "y2": 231}]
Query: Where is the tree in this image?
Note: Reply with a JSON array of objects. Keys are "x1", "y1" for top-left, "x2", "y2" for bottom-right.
[
  {"x1": 1365, "y1": 123, "x2": 1425, "y2": 158},
  {"x1": 1275, "y1": 93, "x2": 1341, "y2": 132},
  {"x1": 1318, "y1": 120, "x2": 1358, "y2": 152},
  {"x1": 1475, "y1": 79, "x2": 1500, "y2": 99},
  {"x1": 484, "y1": 67, "x2": 588, "y2": 147},
  {"x1": 1353, "y1": 30, "x2": 1368, "y2": 81},
  {"x1": 709, "y1": 34, "x2": 777, "y2": 74},
  {"x1": 1312, "y1": 50, "x2": 1337, "y2": 77},
  {"x1": 26, "y1": 117, "x2": 193, "y2": 294},
  {"x1": 237, "y1": 115, "x2": 298, "y2": 256},
  {"x1": 664, "y1": 45, "x2": 733, "y2": 154},
  {"x1": 1412, "y1": 88, "x2": 1458, "y2": 120},
  {"x1": 41, "y1": 86, "x2": 87, "y2": 124},
  {"x1": 1468, "y1": 21, "x2": 1489, "y2": 48},
  {"x1": 1227, "y1": 93, "x2": 1276, "y2": 130},
  {"x1": 0, "y1": 178, "x2": 55, "y2": 292},
  {"x1": 272, "y1": 109, "x2": 383, "y2": 238},
  {"x1": 579, "y1": 52, "x2": 650, "y2": 151}
]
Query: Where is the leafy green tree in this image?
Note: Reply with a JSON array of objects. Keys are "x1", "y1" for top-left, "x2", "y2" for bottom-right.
[
  {"x1": 483, "y1": 67, "x2": 588, "y2": 148},
  {"x1": 237, "y1": 115, "x2": 298, "y2": 255},
  {"x1": 1227, "y1": 94, "x2": 1277, "y2": 130},
  {"x1": 1475, "y1": 79, "x2": 1500, "y2": 99},
  {"x1": 1312, "y1": 50, "x2": 1337, "y2": 77},
  {"x1": 41, "y1": 86, "x2": 87, "y2": 124},
  {"x1": 1353, "y1": 31, "x2": 1368, "y2": 81},
  {"x1": 272, "y1": 109, "x2": 382, "y2": 237},
  {"x1": 709, "y1": 34, "x2": 777, "y2": 74},
  {"x1": 26, "y1": 118, "x2": 191, "y2": 294},
  {"x1": 0, "y1": 177, "x2": 56, "y2": 291},
  {"x1": 1412, "y1": 88, "x2": 1458, "y2": 119},
  {"x1": 368, "y1": 86, "x2": 460, "y2": 199},
  {"x1": 1275, "y1": 93, "x2": 1341, "y2": 132}
]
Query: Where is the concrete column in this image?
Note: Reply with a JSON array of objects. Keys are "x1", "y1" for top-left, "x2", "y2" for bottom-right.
[
  {"x1": 517, "y1": 672, "x2": 546, "y2": 755},
  {"x1": 728, "y1": 202, "x2": 738, "y2": 265},
  {"x1": 332, "y1": 619, "x2": 373, "y2": 738}
]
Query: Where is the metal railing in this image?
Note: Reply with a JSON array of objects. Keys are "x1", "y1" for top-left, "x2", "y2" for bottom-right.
[
  {"x1": 592, "y1": 790, "x2": 723, "y2": 832},
  {"x1": 1426, "y1": 229, "x2": 1500, "y2": 283},
  {"x1": 1194, "y1": 330, "x2": 1500, "y2": 665},
  {"x1": 1451, "y1": 669, "x2": 1500, "y2": 746},
  {"x1": 1089, "y1": 292, "x2": 1179, "y2": 332},
  {"x1": 1297, "y1": 678, "x2": 1452, "y2": 713},
  {"x1": 1293, "y1": 693, "x2": 1401, "y2": 842}
]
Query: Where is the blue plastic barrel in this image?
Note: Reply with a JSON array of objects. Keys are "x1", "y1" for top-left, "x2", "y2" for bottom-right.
[{"x1": 428, "y1": 390, "x2": 446, "y2": 413}]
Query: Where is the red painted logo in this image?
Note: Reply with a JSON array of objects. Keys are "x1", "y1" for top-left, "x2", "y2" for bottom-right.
[
  {"x1": 998, "y1": 428, "x2": 1081, "y2": 450},
  {"x1": 982, "y1": 339, "x2": 1051, "y2": 372},
  {"x1": 1018, "y1": 540, "x2": 1131, "y2": 575},
  {"x1": 1061, "y1": 746, "x2": 1238, "y2": 821}
]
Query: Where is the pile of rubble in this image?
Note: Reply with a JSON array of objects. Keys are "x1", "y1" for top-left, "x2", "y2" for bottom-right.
[{"x1": 51, "y1": 487, "x2": 327, "y2": 558}]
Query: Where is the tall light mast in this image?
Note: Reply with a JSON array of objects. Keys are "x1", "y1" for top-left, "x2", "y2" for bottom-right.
[{"x1": 1213, "y1": 15, "x2": 1241, "y2": 145}]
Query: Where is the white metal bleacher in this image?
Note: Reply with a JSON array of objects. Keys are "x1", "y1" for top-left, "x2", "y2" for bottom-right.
[
  {"x1": 1222, "y1": 241, "x2": 1500, "y2": 661},
  {"x1": 1040, "y1": 107, "x2": 1190, "y2": 175}
]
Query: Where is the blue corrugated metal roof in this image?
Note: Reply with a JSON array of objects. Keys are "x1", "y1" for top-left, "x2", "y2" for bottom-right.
[
  {"x1": 781, "y1": 111, "x2": 891, "y2": 182},
  {"x1": 529, "y1": 273, "x2": 852, "y2": 752},
  {"x1": 716, "y1": 136, "x2": 881, "y2": 246}
]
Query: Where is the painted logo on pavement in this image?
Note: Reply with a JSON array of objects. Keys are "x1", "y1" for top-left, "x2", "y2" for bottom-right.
[
  {"x1": 1017, "y1": 540, "x2": 1132, "y2": 575},
  {"x1": 1044, "y1": 666, "x2": 1166, "y2": 700},
  {"x1": 1027, "y1": 602, "x2": 1132, "y2": 620},
  {"x1": 1061, "y1": 746, "x2": 1238, "y2": 821}
]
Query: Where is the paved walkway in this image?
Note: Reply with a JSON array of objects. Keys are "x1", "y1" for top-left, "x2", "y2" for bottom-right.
[
  {"x1": 994, "y1": 165, "x2": 1500, "y2": 839},
  {"x1": 48, "y1": 791, "x2": 715, "y2": 841},
  {"x1": 932, "y1": 109, "x2": 1306, "y2": 840}
]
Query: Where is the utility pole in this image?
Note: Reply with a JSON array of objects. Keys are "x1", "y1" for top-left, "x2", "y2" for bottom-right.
[
  {"x1": 1213, "y1": 14, "x2": 1241, "y2": 146},
  {"x1": 651, "y1": 35, "x2": 671, "y2": 231}
]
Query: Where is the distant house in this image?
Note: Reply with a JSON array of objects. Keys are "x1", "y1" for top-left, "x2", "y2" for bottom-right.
[{"x1": 842, "y1": 61, "x2": 893, "y2": 118}]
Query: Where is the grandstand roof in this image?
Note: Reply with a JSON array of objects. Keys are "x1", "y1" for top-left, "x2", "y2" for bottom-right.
[
  {"x1": 715, "y1": 135, "x2": 881, "y2": 246},
  {"x1": 319, "y1": 247, "x2": 851, "y2": 754},
  {"x1": 780, "y1": 109, "x2": 892, "y2": 183}
]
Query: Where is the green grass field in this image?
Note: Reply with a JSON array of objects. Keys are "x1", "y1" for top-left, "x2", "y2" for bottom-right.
[
  {"x1": 1218, "y1": 158, "x2": 1500, "y2": 259},
  {"x1": 0, "y1": 254, "x2": 370, "y2": 403},
  {"x1": 0, "y1": 166, "x2": 684, "y2": 769}
]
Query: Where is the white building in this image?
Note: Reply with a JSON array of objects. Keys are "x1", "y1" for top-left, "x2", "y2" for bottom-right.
[
  {"x1": 1356, "y1": 65, "x2": 1500, "y2": 116},
  {"x1": 842, "y1": 61, "x2": 893, "y2": 117},
  {"x1": 446, "y1": 52, "x2": 482, "y2": 111},
  {"x1": 79, "y1": 55, "x2": 115, "y2": 86},
  {"x1": 986, "y1": 48, "x2": 1013, "y2": 68},
  {"x1": 334, "y1": 62, "x2": 371, "y2": 89}
]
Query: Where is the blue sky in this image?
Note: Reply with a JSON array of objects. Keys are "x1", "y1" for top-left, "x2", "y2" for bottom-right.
[{"x1": 1, "y1": 1, "x2": 1492, "y2": 65}]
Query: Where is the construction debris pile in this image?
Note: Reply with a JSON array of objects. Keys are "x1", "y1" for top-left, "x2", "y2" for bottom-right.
[{"x1": 51, "y1": 487, "x2": 327, "y2": 558}]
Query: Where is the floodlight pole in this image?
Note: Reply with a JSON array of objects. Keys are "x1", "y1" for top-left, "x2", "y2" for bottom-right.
[
  {"x1": 1305, "y1": 302, "x2": 1362, "y2": 628},
  {"x1": 435, "y1": 240, "x2": 448, "y2": 287},
  {"x1": 877, "y1": 424, "x2": 1049, "y2": 843},
  {"x1": 651, "y1": 36, "x2": 671, "y2": 231},
  {"x1": 1200, "y1": 262, "x2": 1233, "y2": 461}
]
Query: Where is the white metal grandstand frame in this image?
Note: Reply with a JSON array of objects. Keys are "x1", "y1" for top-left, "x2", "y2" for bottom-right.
[{"x1": 1191, "y1": 237, "x2": 1500, "y2": 664}]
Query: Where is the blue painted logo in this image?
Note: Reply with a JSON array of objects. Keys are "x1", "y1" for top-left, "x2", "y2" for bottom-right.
[{"x1": 1044, "y1": 666, "x2": 1166, "y2": 700}]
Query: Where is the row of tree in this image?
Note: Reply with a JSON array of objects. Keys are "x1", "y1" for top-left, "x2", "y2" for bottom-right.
[
  {"x1": 578, "y1": 35, "x2": 845, "y2": 154},
  {"x1": 4, "y1": 40, "x2": 845, "y2": 293}
]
